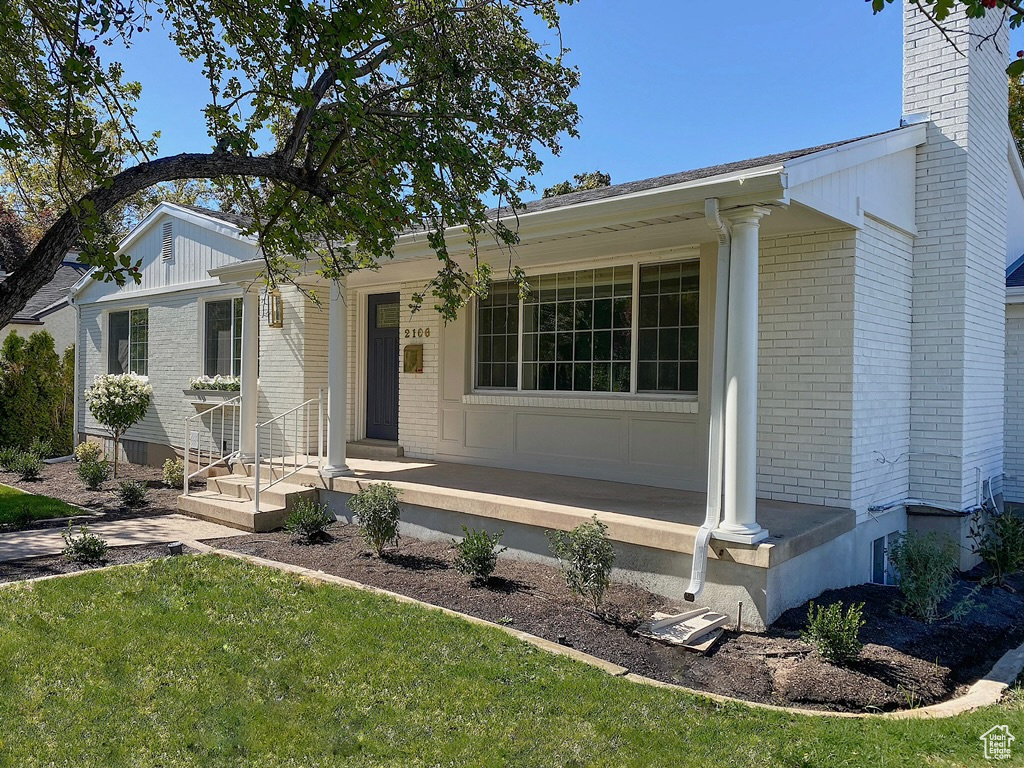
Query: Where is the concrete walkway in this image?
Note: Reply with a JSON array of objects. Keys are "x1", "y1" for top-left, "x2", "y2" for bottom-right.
[{"x1": 0, "y1": 514, "x2": 245, "y2": 562}]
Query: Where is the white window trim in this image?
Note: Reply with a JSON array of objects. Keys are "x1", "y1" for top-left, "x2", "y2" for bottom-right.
[
  {"x1": 198, "y1": 292, "x2": 245, "y2": 378},
  {"x1": 105, "y1": 305, "x2": 150, "y2": 376},
  {"x1": 471, "y1": 249, "x2": 701, "y2": 402}
]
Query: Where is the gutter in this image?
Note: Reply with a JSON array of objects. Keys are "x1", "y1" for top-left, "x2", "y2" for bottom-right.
[{"x1": 684, "y1": 199, "x2": 731, "y2": 601}]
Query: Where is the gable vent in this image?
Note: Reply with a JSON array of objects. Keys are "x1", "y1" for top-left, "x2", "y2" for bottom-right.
[{"x1": 161, "y1": 221, "x2": 174, "y2": 260}]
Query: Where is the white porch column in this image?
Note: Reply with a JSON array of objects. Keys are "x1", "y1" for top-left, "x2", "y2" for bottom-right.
[
  {"x1": 718, "y1": 207, "x2": 770, "y2": 544},
  {"x1": 239, "y1": 286, "x2": 260, "y2": 461},
  {"x1": 321, "y1": 279, "x2": 351, "y2": 477}
]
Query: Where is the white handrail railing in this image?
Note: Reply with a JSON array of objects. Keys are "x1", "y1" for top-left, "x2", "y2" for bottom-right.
[
  {"x1": 183, "y1": 395, "x2": 242, "y2": 495},
  {"x1": 254, "y1": 390, "x2": 323, "y2": 513}
]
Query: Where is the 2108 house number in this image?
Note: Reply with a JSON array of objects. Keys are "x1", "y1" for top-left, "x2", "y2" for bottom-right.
[{"x1": 404, "y1": 327, "x2": 431, "y2": 338}]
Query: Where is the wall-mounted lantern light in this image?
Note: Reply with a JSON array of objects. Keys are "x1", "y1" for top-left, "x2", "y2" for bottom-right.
[{"x1": 268, "y1": 290, "x2": 284, "y2": 328}]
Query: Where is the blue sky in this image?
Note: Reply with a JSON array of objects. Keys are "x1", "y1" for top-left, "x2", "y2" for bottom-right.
[{"x1": 117, "y1": 1, "x2": 1023, "y2": 197}]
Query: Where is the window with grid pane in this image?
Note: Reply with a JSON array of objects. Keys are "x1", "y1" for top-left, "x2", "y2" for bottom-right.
[
  {"x1": 637, "y1": 261, "x2": 698, "y2": 392},
  {"x1": 108, "y1": 308, "x2": 148, "y2": 376},
  {"x1": 522, "y1": 266, "x2": 633, "y2": 392},
  {"x1": 204, "y1": 298, "x2": 243, "y2": 377},
  {"x1": 475, "y1": 281, "x2": 519, "y2": 388}
]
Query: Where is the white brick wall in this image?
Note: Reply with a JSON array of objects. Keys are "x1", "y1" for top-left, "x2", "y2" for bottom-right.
[
  {"x1": 904, "y1": 6, "x2": 1009, "y2": 506},
  {"x1": 398, "y1": 284, "x2": 439, "y2": 458},
  {"x1": 1005, "y1": 304, "x2": 1024, "y2": 501},
  {"x1": 757, "y1": 230, "x2": 856, "y2": 507},
  {"x1": 850, "y1": 218, "x2": 914, "y2": 519}
]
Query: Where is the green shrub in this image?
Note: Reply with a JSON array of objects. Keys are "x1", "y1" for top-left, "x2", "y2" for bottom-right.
[
  {"x1": 970, "y1": 510, "x2": 1024, "y2": 586},
  {"x1": 116, "y1": 479, "x2": 148, "y2": 507},
  {"x1": 453, "y1": 526, "x2": 507, "y2": 583},
  {"x1": 27, "y1": 436, "x2": 52, "y2": 460},
  {"x1": 162, "y1": 457, "x2": 185, "y2": 488},
  {"x1": 547, "y1": 516, "x2": 616, "y2": 611},
  {"x1": 802, "y1": 600, "x2": 865, "y2": 666},
  {"x1": 11, "y1": 451, "x2": 42, "y2": 481},
  {"x1": 348, "y1": 483, "x2": 401, "y2": 556},
  {"x1": 61, "y1": 523, "x2": 108, "y2": 564},
  {"x1": 74, "y1": 442, "x2": 104, "y2": 464},
  {"x1": 285, "y1": 499, "x2": 334, "y2": 543},
  {"x1": 889, "y1": 531, "x2": 965, "y2": 623},
  {"x1": 0, "y1": 446, "x2": 17, "y2": 471},
  {"x1": 77, "y1": 459, "x2": 111, "y2": 490}
]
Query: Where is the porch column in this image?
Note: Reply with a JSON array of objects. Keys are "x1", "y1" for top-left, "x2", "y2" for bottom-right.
[
  {"x1": 321, "y1": 279, "x2": 351, "y2": 477},
  {"x1": 718, "y1": 207, "x2": 770, "y2": 544},
  {"x1": 239, "y1": 286, "x2": 260, "y2": 461}
]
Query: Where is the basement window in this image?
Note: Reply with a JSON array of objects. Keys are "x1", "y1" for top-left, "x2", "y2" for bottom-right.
[
  {"x1": 108, "y1": 308, "x2": 149, "y2": 376},
  {"x1": 475, "y1": 258, "x2": 699, "y2": 395},
  {"x1": 871, "y1": 533, "x2": 898, "y2": 586}
]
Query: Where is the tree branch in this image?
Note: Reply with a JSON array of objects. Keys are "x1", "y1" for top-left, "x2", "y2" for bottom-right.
[{"x1": 0, "y1": 152, "x2": 332, "y2": 326}]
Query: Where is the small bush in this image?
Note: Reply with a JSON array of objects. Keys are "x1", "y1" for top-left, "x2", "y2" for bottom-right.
[
  {"x1": 453, "y1": 526, "x2": 507, "y2": 583},
  {"x1": 162, "y1": 457, "x2": 185, "y2": 488},
  {"x1": 889, "y1": 531, "x2": 964, "y2": 623},
  {"x1": 74, "y1": 442, "x2": 104, "y2": 464},
  {"x1": 348, "y1": 483, "x2": 401, "y2": 556},
  {"x1": 971, "y1": 510, "x2": 1024, "y2": 586},
  {"x1": 285, "y1": 499, "x2": 334, "y2": 543},
  {"x1": 11, "y1": 451, "x2": 42, "y2": 481},
  {"x1": 547, "y1": 516, "x2": 616, "y2": 611},
  {"x1": 61, "y1": 523, "x2": 108, "y2": 564},
  {"x1": 27, "y1": 436, "x2": 52, "y2": 460},
  {"x1": 802, "y1": 600, "x2": 865, "y2": 666},
  {"x1": 116, "y1": 479, "x2": 148, "y2": 507},
  {"x1": 0, "y1": 446, "x2": 18, "y2": 471},
  {"x1": 77, "y1": 459, "x2": 111, "y2": 490}
]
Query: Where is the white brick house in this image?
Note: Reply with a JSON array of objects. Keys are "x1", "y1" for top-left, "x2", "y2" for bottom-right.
[{"x1": 72, "y1": 6, "x2": 1024, "y2": 628}]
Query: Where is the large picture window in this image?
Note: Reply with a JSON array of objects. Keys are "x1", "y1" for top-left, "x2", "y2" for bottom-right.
[
  {"x1": 108, "y1": 308, "x2": 149, "y2": 376},
  {"x1": 204, "y1": 298, "x2": 243, "y2": 377},
  {"x1": 474, "y1": 259, "x2": 699, "y2": 395},
  {"x1": 475, "y1": 281, "x2": 519, "y2": 389}
]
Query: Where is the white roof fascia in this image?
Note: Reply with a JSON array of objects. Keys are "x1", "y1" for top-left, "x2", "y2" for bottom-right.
[
  {"x1": 86, "y1": 278, "x2": 226, "y2": 304},
  {"x1": 117, "y1": 202, "x2": 256, "y2": 256},
  {"x1": 390, "y1": 169, "x2": 789, "y2": 263},
  {"x1": 782, "y1": 124, "x2": 927, "y2": 188},
  {"x1": 1006, "y1": 286, "x2": 1024, "y2": 303},
  {"x1": 1010, "y1": 140, "x2": 1024, "y2": 201}
]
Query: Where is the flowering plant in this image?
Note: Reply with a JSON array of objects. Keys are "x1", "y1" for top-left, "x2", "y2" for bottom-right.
[
  {"x1": 84, "y1": 373, "x2": 153, "y2": 477},
  {"x1": 188, "y1": 374, "x2": 241, "y2": 391}
]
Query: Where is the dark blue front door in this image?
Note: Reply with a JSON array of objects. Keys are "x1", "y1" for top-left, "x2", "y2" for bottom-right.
[{"x1": 366, "y1": 293, "x2": 400, "y2": 440}]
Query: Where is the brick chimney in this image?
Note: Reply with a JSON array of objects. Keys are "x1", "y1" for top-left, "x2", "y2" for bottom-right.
[{"x1": 903, "y1": 6, "x2": 1010, "y2": 509}]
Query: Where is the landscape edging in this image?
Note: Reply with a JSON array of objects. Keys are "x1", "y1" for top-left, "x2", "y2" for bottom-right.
[{"x1": 187, "y1": 541, "x2": 1024, "y2": 720}]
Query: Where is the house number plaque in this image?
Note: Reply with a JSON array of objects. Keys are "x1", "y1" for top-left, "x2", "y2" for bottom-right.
[{"x1": 404, "y1": 327, "x2": 430, "y2": 338}]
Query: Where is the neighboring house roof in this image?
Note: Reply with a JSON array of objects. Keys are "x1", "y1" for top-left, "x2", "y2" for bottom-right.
[
  {"x1": 0, "y1": 258, "x2": 89, "y2": 324},
  {"x1": 1008, "y1": 256, "x2": 1024, "y2": 287}
]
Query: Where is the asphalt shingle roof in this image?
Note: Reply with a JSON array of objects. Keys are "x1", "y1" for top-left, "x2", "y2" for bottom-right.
[
  {"x1": 0, "y1": 260, "x2": 89, "y2": 322},
  {"x1": 1008, "y1": 258, "x2": 1024, "y2": 287}
]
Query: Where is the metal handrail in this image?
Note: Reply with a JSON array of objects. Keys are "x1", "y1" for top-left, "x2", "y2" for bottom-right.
[
  {"x1": 183, "y1": 394, "x2": 242, "y2": 496},
  {"x1": 254, "y1": 390, "x2": 323, "y2": 513}
]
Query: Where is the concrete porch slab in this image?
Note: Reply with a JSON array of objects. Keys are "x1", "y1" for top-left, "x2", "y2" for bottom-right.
[{"x1": 319, "y1": 457, "x2": 855, "y2": 570}]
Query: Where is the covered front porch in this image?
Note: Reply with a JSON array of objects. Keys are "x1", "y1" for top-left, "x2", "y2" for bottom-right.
[{"x1": 179, "y1": 451, "x2": 854, "y2": 629}]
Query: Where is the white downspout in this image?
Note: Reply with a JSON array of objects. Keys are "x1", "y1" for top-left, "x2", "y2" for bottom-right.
[{"x1": 685, "y1": 199, "x2": 731, "y2": 601}]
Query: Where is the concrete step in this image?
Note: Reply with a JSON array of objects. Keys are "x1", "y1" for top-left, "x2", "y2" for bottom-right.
[
  {"x1": 347, "y1": 440, "x2": 404, "y2": 459},
  {"x1": 208, "y1": 474, "x2": 319, "y2": 506},
  {"x1": 177, "y1": 491, "x2": 289, "y2": 533}
]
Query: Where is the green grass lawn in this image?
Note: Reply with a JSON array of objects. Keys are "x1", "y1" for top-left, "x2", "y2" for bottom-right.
[
  {"x1": 0, "y1": 556, "x2": 1020, "y2": 768},
  {"x1": 0, "y1": 483, "x2": 80, "y2": 526}
]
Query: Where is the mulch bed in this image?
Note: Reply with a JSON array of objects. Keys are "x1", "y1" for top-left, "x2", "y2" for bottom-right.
[
  {"x1": 0, "y1": 543, "x2": 198, "y2": 585},
  {"x1": 0, "y1": 460, "x2": 197, "y2": 529},
  {"x1": 208, "y1": 524, "x2": 1024, "y2": 713}
]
